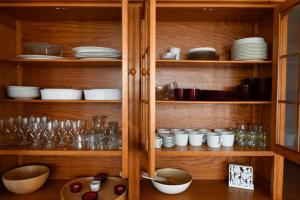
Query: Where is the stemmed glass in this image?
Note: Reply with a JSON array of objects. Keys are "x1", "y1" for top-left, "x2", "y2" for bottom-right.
[
  {"x1": 4, "y1": 118, "x2": 18, "y2": 147},
  {"x1": 71, "y1": 120, "x2": 85, "y2": 149},
  {"x1": 44, "y1": 121, "x2": 55, "y2": 149},
  {"x1": 56, "y1": 121, "x2": 67, "y2": 149},
  {"x1": 18, "y1": 117, "x2": 31, "y2": 146},
  {"x1": 29, "y1": 122, "x2": 42, "y2": 148}
]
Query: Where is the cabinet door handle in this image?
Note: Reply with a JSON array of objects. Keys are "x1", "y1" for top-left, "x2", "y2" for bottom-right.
[{"x1": 129, "y1": 67, "x2": 137, "y2": 76}]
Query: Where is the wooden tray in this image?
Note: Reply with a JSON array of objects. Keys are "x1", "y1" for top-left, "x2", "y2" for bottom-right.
[{"x1": 60, "y1": 177, "x2": 127, "y2": 200}]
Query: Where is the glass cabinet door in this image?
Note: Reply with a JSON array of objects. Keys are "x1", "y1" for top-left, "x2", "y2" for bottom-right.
[
  {"x1": 277, "y1": 0, "x2": 300, "y2": 163},
  {"x1": 140, "y1": 0, "x2": 156, "y2": 177}
]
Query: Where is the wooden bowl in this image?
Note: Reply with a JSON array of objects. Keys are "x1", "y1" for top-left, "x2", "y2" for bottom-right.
[
  {"x1": 60, "y1": 177, "x2": 127, "y2": 200},
  {"x1": 2, "y1": 165, "x2": 49, "y2": 194}
]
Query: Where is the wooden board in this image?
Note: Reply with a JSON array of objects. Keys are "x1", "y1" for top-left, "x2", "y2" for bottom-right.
[
  {"x1": 22, "y1": 156, "x2": 121, "y2": 179},
  {"x1": 21, "y1": 21, "x2": 121, "y2": 56},
  {"x1": 21, "y1": 66, "x2": 121, "y2": 89},
  {"x1": 156, "y1": 104, "x2": 270, "y2": 129},
  {"x1": 156, "y1": 145, "x2": 275, "y2": 157},
  {"x1": 22, "y1": 103, "x2": 121, "y2": 123},
  {"x1": 140, "y1": 180, "x2": 271, "y2": 200}
]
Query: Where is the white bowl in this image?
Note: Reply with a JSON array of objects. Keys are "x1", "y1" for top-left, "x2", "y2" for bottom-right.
[
  {"x1": 40, "y1": 89, "x2": 82, "y2": 100},
  {"x1": 151, "y1": 168, "x2": 192, "y2": 194},
  {"x1": 7, "y1": 86, "x2": 39, "y2": 91},
  {"x1": 233, "y1": 37, "x2": 265, "y2": 44},
  {"x1": 84, "y1": 89, "x2": 121, "y2": 100},
  {"x1": 2, "y1": 165, "x2": 49, "y2": 195}
]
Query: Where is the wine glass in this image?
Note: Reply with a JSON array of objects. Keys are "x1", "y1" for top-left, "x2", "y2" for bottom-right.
[
  {"x1": 44, "y1": 121, "x2": 55, "y2": 149},
  {"x1": 29, "y1": 122, "x2": 42, "y2": 148},
  {"x1": 18, "y1": 117, "x2": 32, "y2": 146},
  {"x1": 4, "y1": 117, "x2": 18, "y2": 147},
  {"x1": 56, "y1": 120, "x2": 67, "y2": 149}
]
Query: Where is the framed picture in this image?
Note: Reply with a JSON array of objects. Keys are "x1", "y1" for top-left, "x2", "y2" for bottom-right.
[{"x1": 229, "y1": 164, "x2": 254, "y2": 190}]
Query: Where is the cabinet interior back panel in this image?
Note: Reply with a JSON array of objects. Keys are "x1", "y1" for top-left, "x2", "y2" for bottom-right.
[
  {"x1": 156, "y1": 66, "x2": 254, "y2": 90},
  {"x1": 156, "y1": 21, "x2": 255, "y2": 60},
  {"x1": 20, "y1": 21, "x2": 122, "y2": 56},
  {"x1": 22, "y1": 66, "x2": 122, "y2": 89},
  {"x1": 156, "y1": 104, "x2": 268, "y2": 129}
]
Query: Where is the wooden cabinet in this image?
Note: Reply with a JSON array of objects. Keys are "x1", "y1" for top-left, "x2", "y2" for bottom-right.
[
  {"x1": 0, "y1": 0, "x2": 299, "y2": 200},
  {"x1": 0, "y1": 1, "x2": 129, "y2": 199},
  {"x1": 140, "y1": 0, "x2": 300, "y2": 200}
]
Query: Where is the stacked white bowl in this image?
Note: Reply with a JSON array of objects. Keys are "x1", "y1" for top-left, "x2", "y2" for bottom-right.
[
  {"x1": 7, "y1": 86, "x2": 40, "y2": 99},
  {"x1": 84, "y1": 89, "x2": 121, "y2": 100},
  {"x1": 231, "y1": 37, "x2": 268, "y2": 61},
  {"x1": 40, "y1": 89, "x2": 82, "y2": 100},
  {"x1": 72, "y1": 46, "x2": 121, "y2": 59},
  {"x1": 156, "y1": 129, "x2": 175, "y2": 148}
]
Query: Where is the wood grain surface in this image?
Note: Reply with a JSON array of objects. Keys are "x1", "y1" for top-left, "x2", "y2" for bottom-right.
[
  {"x1": 21, "y1": 21, "x2": 121, "y2": 56},
  {"x1": 140, "y1": 179, "x2": 271, "y2": 200}
]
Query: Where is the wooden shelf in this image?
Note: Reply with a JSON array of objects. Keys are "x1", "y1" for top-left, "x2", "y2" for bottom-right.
[
  {"x1": 156, "y1": 60, "x2": 272, "y2": 67},
  {"x1": 0, "y1": 179, "x2": 66, "y2": 200},
  {"x1": 0, "y1": 99, "x2": 122, "y2": 103},
  {"x1": 156, "y1": 145, "x2": 275, "y2": 157},
  {"x1": 140, "y1": 180, "x2": 271, "y2": 200},
  {"x1": 1, "y1": 58, "x2": 122, "y2": 67},
  {"x1": 156, "y1": 100, "x2": 272, "y2": 105},
  {"x1": 0, "y1": 149, "x2": 122, "y2": 156}
]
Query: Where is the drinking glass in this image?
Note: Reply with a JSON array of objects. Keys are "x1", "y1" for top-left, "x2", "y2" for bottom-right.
[
  {"x1": 4, "y1": 117, "x2": 18, "y2": 146},
  {"x1": 258, "y1": 125, "x2": 268, "y2": 149},
  {"x1": 44, "y1": 121, "x2": 55, "y2": 149},
  {"x1": 18, "y1": 117, "x2": 32, "y2": 146},
  {"x1": 248, "y1": 124, "x2": 258, "y2": 148},
  {"x1": 30, "y1": 122, "x2": 42, "y2": 148},
  {"x1": 237, "y1": 123, "x2": 248, "y2": 146}
]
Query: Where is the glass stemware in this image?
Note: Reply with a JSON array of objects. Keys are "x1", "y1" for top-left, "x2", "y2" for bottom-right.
[
  {"x1": 18, "y1": 117, "x2": 32, "y2": 146},
  {"x1": 30, "y1": 122, "x2": 42, "y2": 148},
  {"x1": 44, "y1": 121, "x2": 55, "y2": 149}
]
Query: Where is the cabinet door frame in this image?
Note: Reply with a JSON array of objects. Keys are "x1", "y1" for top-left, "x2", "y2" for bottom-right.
[
  {"x1": 140, "y1": 0, "x2": 156, "y2": 177},
  {"x1": 275, "y1": 0, "x2": 300, "y2": 165}
]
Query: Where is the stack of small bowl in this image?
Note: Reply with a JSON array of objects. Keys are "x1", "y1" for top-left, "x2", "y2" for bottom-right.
[
  {"x1": 156, "y1": 129, "x2": 175, "y2": 148},
  {"x1": 231, "y1": 37, "x2": 268, "y2": 61},
  {"x1": 7, "y1": 86, "x2": 40, "y2": 99}
]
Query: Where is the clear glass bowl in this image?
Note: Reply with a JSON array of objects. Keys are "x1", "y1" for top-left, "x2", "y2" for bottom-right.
[{"x1": 22, "y1": 42, "x2": 63, "y2": 56}]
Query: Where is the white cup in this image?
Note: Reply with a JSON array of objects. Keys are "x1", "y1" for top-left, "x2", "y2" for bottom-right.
[
  {"x1": 221, "y1": 132, "x2": 235, "y2": 147},
  {"x1": 171, "y1": 128, "x2": 183, "y2": 133},
  {"x1": 169, "y1": 47, "x2": 181, "y2": 60},
  {"x1": 157, "y1": 128, "x2": 169, "y2": 132},
  {"x1": 198, "y1": 128, "x2": 212, "y2": 133},
  {"x1": 214, "y1": 128, "x2": 226, "y2": 133},
  {"x1": 155, "y1": 136, "x2": 163, "y2": 148},
  {"x1": 188, "y1": 131, "x2": 206, "y2": 146},
  {"x1": 175, "y1": 131, "x2": 188, "y2": 146},
  {"x1": 90, "y1": 180, "x2": 101, "y2": 192},
  {"x1": 207, "y1": 132, "x2": 221, "y2": 148},
  {"x1": 157, "y1": 130, "x2": 171, "y2": 134},
  {"x1": 184, "y1": 128, "x2": 196, "y2": 133}
]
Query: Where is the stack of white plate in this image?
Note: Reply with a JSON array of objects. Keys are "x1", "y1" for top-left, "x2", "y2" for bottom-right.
[
  {"x1": 231, "y1": 37, "x2": 268, "y2": 61},
  {"x1": 72, "y1": 46, "x2": 121, "y2": 60},
  {"x1": 7, "y1": 86, "x2": 40, "y2": 99}
]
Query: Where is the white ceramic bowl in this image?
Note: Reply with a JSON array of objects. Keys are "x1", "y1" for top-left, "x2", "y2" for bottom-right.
[
  {"x1": 7, "y1": 86, "x2": 40, "y2": 99},
  {"x1": 2, "y1": 165, "x2": 49, "y2": 194},
  {"x1": 151, "y1": 168, "x2": 192, "y2": 194},
  {"x1": 41, "y1": 89, "x2": 82, "y2": 100},
  {"x1": 84, "y1": 89, "x2": 121, "y2": 100},
  {"x1": 233, "y1": 37, "x2": 265, "y2": 44}
]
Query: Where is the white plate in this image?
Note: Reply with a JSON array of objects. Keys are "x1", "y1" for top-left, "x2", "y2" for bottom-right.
[
  {"x1": 72, "y1": 46, "x2": 121, "y2": 54},
  {"x1": 17, "y1": 55, "x2": 64, "y2": 60},
  {"x1": 77, "y1": 58, "x2": 121, "y2": 60},
  {"x1": 188, "y1": 47, "x2": 216, "y2": 53}
]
